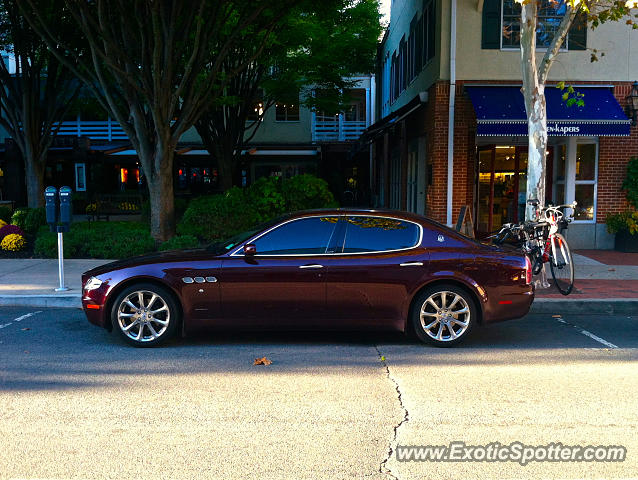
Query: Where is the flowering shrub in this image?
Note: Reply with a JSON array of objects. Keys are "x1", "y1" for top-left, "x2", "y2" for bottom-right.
[
  {"x1": 0, "y1": 224, "x2": 26, "y2": 241},
  {"x1": 85, "y1": 203, "x2": 97, "y2": 213},
  {"x1": 1, "y1": 233, "x2": 26, "y2": 252},
  {"x1": 606, "y1": 211, "x2": 638, "y2": 235}
]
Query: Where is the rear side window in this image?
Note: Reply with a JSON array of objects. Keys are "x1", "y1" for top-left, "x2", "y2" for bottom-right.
[
  {"x1": 252, "y1": 216, "x2": 339, "y2": 255},
  {"x1": 342, "y1": 216, "x2": 420, "y2": 253}
]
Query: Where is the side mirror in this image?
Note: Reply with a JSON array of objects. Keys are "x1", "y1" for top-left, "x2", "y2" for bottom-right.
[{"x1": 243, "y1": 243, "x2": 257, "y2": 256}]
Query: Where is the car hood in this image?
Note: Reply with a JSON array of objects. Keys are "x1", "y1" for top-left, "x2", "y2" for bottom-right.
[{"x1": 83, "y1": 248, "x2": 216, "y2": 277}]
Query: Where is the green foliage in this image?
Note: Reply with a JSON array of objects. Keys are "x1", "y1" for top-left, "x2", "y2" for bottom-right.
[
  {"x1": 622, "y1": 158, "x2": 638, "y2": 210},
  {"x1": 159, "y1": 235, "x2": 200, "y2": 251},
  {"x1": 0, "y1": 206, "x2": 12, "y2": 223},
  {"x1": 178, "y1": 174, "x2": 337, "y2": 242},
  {"x1": 556, "y1": 83, "x2": 585, "y2": 108},
  {"x1": 35, "y1": 222, "x2": 155, "y2": 259},
  {"x1": 10, "y1": 207, "x2": 47, "y2": 234},
  {"x1": 10, "y1": 208, "x2": 28, "y2": 229},
  {"x1": 606, "y1": 211, "x2": 638, "y2": 235}
]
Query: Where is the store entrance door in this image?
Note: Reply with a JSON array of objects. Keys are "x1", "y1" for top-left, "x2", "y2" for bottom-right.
[{"x1": 476, "y1": 145, "x2": 551, "y2": 237}]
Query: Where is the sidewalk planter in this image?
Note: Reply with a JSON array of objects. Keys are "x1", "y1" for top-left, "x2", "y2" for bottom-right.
[{"x1": 615, "y1": 231, "x2": 638, "y2": 252}]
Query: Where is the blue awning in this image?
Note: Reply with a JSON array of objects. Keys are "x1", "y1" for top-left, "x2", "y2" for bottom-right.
[{"x1": 466, "y1": 86, "x2": 631, "y2": 136}]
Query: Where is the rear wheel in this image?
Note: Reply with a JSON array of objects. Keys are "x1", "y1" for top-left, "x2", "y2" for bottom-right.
[
  {"x1": 411, "y1": 285, "x2": 477, "y2": 347},
  {"x1": 549, "y1": 233, "x2": 574, "y2": 296},
  {"x1": 111, "y1": 283, "x2": 179, "y2": 347}
]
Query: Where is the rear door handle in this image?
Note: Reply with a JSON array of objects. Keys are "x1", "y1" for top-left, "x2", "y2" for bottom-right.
[
  {"x1": 399, "y1": 261, "x2": 424, "y2": 267},
  {"x1": 299, "y1": 264, "x2": 324, "y2": 269}
]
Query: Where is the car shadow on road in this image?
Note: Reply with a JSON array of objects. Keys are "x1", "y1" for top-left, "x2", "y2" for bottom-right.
[{"x1": 1, "y1": 311, "x2": 637, "y2": 392}]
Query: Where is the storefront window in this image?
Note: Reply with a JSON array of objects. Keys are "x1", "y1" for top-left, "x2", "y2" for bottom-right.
[
  {"x1": 574, "y1": 184, "x2": 595, "y2": 220},
  {"x1": 576, "y1": 144, "x2": 596, "y2": 180},
  {"x1": 573, "y1": 142, "x2": 597, "y2": 221}
]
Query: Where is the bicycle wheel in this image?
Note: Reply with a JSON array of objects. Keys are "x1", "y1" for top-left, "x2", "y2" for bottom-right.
[{"x1": 549, "y1": 233, "x2": 574, "y2": 295}]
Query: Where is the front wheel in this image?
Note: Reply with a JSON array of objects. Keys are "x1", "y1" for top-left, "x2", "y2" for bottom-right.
[
  {"x1": 111, "y1": 283, "x2": 179, "y2": 347},
  {"x1": 549, "y1": 233, "x2": 574, "y2": 296},
  {"x1": 411, "y1": 285, "x2": 477, "y2": 347}
]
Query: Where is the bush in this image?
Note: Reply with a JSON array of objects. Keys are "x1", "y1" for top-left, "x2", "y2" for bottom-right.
[
  {"x1": 178, "y1": 174, "x2": 337, "y2": 242},
  {"x1": 0, "y1": 224, "x2": 26, "y2": 241},
  {"x1": 35, "y1": 222, "x2": 155, "y2": 259},
  {"x1": 0, "y1": 206, "x2": 12, "y2": 223},
  {"x1": 606, "y1": 211, "x2": 638, "y2": 235},
  {"x1": 10, "y1": 207, "x2": 46, "y2": 234},
  {"x1": 159, "y1": 235, "x2": 200, "y2": 251},
  {"x1": 623, "y1": 158, "x2": 638, "y2": 210},
  {"x1": 1, "y1": 233, "x2": 26, "y2": 252},
  {"x1": 10, "y1": 208, "x2": 28, "y2": 229}
]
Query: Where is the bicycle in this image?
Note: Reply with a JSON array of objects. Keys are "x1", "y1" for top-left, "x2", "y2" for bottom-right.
[{"x1": 489, "y1": 200, "x2": 576, "y2": 296}]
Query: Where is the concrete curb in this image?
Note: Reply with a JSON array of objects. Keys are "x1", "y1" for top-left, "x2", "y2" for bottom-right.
[
  {"x1": 1, "y1": 294, "x2": 636, "y2": 315},
  {"x1": 531, "y1": 298, "x2": 638, "y2": 315},
  {"x1": 0, "y1": 294, "x2": 81, "y2": 309}
]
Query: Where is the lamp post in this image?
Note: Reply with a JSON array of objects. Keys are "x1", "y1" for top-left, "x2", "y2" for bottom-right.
[{"x1": 626, "y1": 81, "x2": 638, "y2": 127}]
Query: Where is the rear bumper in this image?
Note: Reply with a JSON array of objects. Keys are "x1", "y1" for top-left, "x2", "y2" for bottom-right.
[{"x1": 483, "y1": 285, "x2": 535, "y2": 323}]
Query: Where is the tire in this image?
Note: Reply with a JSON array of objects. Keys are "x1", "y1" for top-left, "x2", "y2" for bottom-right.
[
  {"x1": 411, "y1": 284, "x2": 477, "y2": 347},
  {"x1": 549, "y1": 233, "x2": 574, "y2": 296},
  {"x1": 111, "y1": 283, "x2": 179, "y2": 347}
]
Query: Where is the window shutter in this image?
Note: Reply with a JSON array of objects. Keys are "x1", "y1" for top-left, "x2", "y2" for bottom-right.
[
  {"x1": 482, "y1": 0, "x2": 502, "y2": 49},
  {"x1": 568, "y1": 13, "x2": 587, "y2": 50}
]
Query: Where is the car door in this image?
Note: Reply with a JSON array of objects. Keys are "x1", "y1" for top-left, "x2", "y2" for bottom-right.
[
  {"x1": 219, "y1": 215, "x2": 340, "y2": 326},
  {"x1": 323, "y1": 215, "x2": 429, "y2": 329}
]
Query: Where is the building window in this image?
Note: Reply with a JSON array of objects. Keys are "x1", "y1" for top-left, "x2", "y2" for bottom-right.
[
  {"x1": 481, "y1": 0, "x2": 586, "y2": 50},
  {"x1": 573, "y1": 143, "x2": 596, "y2": 221},
  {"x1": 275, "y1": 99, "x2": 299, "y2": 122},
  {"x1": 553, "y1": 140, "x2": 597, "y2": 222},
  {"x1": 1, "y1": 55, "x2": 9, "y2": 71},
  {"x1": 74, "y1": 163, "x2": 86, "y2": 192}
]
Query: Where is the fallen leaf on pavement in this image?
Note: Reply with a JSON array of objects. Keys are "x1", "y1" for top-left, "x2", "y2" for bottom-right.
[
  {"x1": 552, "y1": 315, "x2": 562, "y2": 318},
  {"x1": 21, "y1": 328, "x2": 30, "y2": 331},
  {"x1": 253, "y1": 356, "x2": 272, "y2": 366},
  {"x1": 380, "y1": 355, "x2": 386, "y2": 362}
]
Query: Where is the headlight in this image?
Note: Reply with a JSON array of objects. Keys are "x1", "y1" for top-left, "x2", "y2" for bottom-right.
[{"x1": 84, "y1": 277, "x2": 103, "y2": 291}]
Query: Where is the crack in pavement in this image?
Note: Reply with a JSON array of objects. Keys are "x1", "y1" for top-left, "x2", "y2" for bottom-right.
[{"x1": 375, "y1": 345, "x2": 409, "y2": 480}]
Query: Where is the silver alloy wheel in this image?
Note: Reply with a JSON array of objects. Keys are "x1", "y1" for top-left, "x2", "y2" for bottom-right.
[
  {"x1": 117, "y1": 290, "x2": 170, "y2": 343},
  {"x1": 419, "y1": 290, "x2": 471, "y2": 342}
]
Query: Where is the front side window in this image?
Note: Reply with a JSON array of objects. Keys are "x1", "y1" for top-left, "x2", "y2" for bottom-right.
[
  {"x1": 342, "y1": 216, "x2": 420, "y2": 253},
  {"x1": 252, "y1": 216, "x2": 339, "y2": 255}
]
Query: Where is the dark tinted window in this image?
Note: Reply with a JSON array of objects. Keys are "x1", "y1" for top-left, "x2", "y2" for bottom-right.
[
  {"x1": 342, "y1": 216, "x2": 420, "y2": 253},
  {"x1": 252, "y1": 217, "x2": 339, "y2": 255}
]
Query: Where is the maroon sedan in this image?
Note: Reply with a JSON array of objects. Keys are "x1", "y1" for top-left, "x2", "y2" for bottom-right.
[{"x1": 82, "y1": 209, "x2": 533, "y2": 347}]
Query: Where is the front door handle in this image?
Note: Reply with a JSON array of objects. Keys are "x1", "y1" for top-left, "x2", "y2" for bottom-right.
[
  {"x1": 399, "y1": 261, "x2": 424, "y2": 267},
  {"x1": 299, "y1": 264, "x2": 324, "y2": 269}
]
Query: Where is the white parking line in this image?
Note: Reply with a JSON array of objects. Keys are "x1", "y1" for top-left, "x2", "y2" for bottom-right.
[
  {"x1": 555, "y1": 317, "x2": 619, "y2": 349},
  {"x1": 0, "y1": 311, "x2": 42, "y2": 330}
]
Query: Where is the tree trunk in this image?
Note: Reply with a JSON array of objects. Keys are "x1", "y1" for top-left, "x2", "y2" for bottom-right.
[
  {"x1": 147, "y1": 150, "x2": 176, "y2": 242},
  {"x1": 24, "y1": 157, "x2": 45, "y2": 208},
  {"x1": 520, "y1": 0, "x2": 548, "y2": 221},
  {"x1": 218, "y1": 153, "x2": 235, "y2": 191}
]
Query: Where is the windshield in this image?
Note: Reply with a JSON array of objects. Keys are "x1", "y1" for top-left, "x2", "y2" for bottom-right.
[{"x1": 206, "y1": 215, "x2": 289, "y2": 255}]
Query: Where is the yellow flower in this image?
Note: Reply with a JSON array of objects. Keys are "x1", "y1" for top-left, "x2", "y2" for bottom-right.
[
  {"x1": 0, "y1": 219, "x2": 7, "y2": 228},
  {"x1": 1, "y1": 233, "x2": 26, "y2": 252}
]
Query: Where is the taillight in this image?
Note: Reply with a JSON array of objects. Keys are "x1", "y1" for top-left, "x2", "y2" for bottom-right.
[{"x1": 524, "y1": 255, "x2": 532, "y2": 285}]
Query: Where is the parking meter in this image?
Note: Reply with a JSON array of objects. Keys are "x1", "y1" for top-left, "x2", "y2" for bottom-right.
[
  {"x1": 44, "y1": 186, "x2": 58, "y2": 232},
  {"x1": 58, "y1": 186, "x2": 73, "y2": 232}
]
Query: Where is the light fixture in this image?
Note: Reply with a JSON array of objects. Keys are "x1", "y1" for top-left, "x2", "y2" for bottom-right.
[{"x1": 626, "y1": 81, "x2": 638, "y2": 126}]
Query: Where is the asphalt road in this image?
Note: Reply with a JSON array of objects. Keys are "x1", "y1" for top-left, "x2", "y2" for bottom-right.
[{"x1": 1, "y1": 307, "x2": 637, "y2": 480}]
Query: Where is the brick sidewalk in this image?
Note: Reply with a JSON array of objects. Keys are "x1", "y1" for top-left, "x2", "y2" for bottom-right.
[
  {"x1": 535, "y1": 278, "x2": 638, "y2": 299},
  {"x1": 575, "y1": 249, "x2": 638, "y2": 266}
]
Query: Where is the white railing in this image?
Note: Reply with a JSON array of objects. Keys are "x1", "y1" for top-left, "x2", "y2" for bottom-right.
[
  {"x1": 312, "y1": 115, "x2": 366, "y2": 142},
  {"x1": 54, "y1": 119, "x2": 128, "y2": 141}
]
